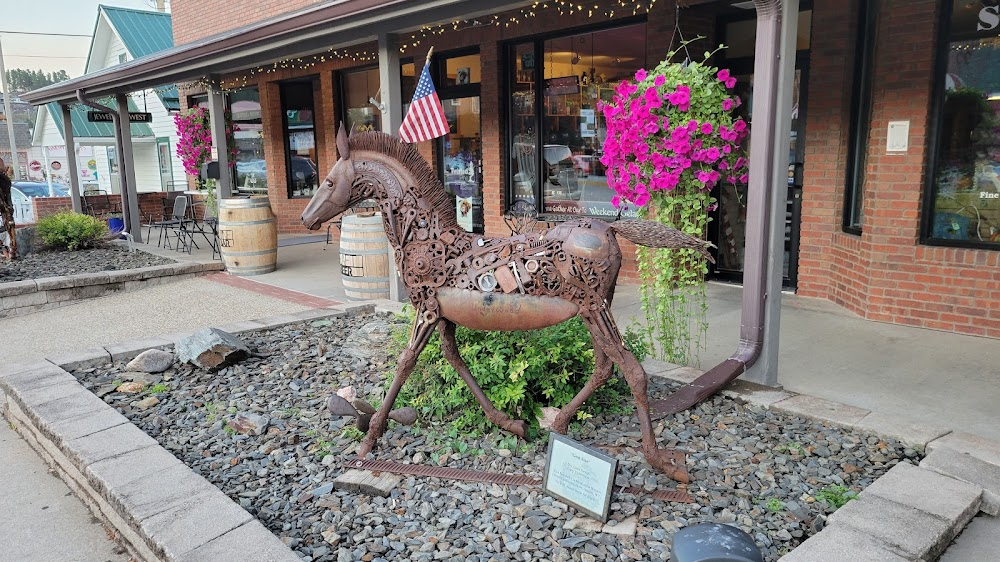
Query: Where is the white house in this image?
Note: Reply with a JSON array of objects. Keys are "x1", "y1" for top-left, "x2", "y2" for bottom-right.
[{"x1": 31, "y1": 5, "x2": 183, "y2": 194}]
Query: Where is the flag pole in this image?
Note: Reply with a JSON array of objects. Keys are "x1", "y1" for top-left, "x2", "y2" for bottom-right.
[{"x1": 424, "y1": 46, "x2": 434, "y2": 67}]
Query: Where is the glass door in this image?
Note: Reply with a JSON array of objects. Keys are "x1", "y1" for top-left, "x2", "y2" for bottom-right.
[
  {"x1": 107, "y1": 146, "x2": 120, "y2": 194},
  {"x1": 710, "y1": 8, "x2": 811, "y2": 289},
  {"x1": 441, "y1": 97, "x2": 483, "y2": 233},
  {"x1": 435, "y1": 50, "x2": 483, "y2": 233},
  {"x1": 157, "y1": 138, "x2": 173, "y2": 191}
]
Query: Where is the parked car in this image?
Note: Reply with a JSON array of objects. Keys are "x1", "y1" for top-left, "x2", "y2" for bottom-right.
[
  {"x1": 12, "y1": 181, "x2": 69, "y2": 198},
  {"x1": 235, "y1": 157, "x2": 318, "y2": 188}
]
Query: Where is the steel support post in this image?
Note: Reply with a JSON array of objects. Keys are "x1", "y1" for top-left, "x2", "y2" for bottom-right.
[
  {"x1": 378, "y1": 32, "x2": 407, "y2": 302},
  {"x1": 115, "y1": 93, "x2": 142, "y2": 242},
  {"x1": 743, "y1": 0, "x2": 799, "y2": 387},
  {"x1": 61, "y1": 104, "x2": 83, "y2": 212},
  {"x1": 207, "y1": 80, "x2": 232, "y2": 203}
]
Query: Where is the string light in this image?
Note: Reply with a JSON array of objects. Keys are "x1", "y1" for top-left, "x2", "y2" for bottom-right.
[{"x1": 62, "y1": 0, "x2": 659, "y2": 109}]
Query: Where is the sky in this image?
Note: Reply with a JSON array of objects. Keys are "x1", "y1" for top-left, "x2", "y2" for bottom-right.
[{"x1": 1, "y1": 0, "x2": 164, "y2": 78}]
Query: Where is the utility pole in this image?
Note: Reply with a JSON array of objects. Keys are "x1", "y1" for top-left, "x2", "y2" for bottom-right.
[{"x1": 0, "y1": 36, "x2": 20, "y2": 180}]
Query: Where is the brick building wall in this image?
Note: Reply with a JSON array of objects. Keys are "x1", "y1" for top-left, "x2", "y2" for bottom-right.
[
  {"x1": 796, "y1": 0, "x2": 1000, "y2": 338},
  {"x1": 171, "y1": 0, "x2": 320, "y2": 44}
]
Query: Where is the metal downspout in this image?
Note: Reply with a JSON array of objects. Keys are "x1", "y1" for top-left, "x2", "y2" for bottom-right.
[
  {"x1": 651, "y1": 0, "x2": 785, "y2": 416},
  {"x1": 76, "y1": 90, "x2": 133, "y2": 239}
]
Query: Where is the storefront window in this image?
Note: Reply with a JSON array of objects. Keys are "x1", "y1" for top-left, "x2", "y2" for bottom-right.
[
  {"x1": 508, "y1": 22, "x2": 647, "y2": 218},
  {"x1": 341, "y1": 67, "x2": 381, "y2": 134},
  {"x1": 230, "y1": 87, "x2": 266, "y2": 195},
  {"x1": 280, "y1": 80, "x2": 319, "y2": 199},
  {"x1": 927, "y1": 1, "x2": 1000, "y2": 247}
]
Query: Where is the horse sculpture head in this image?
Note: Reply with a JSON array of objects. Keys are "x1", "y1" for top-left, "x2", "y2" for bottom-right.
[{"x1": 302, "y1": 124, "x2": 357, "y2": 230}]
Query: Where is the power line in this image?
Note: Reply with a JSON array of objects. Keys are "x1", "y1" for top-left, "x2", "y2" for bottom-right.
[
  {"x1": 0, "y1": 31, "x2": 92, "y2": 38},
  {"x1": 5, "y1": 54, "x2": 87, "y2": 59}
]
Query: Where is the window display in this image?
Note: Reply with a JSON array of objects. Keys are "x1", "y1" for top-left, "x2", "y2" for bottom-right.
[
  {"x1": 341, "y1": 67, "x2": 381, "y2": 134},
  {"x1": 508, "y1": 23, "x2": 647, "y2": 217},
  {"x1": 230, "y1": 87, "x2": 267, "y2": 194},
  {"x1": 280, "y1": 80, "x2": 320, "y2": 199},
  {"x1": 928, "y1": 1, "x2": 1000, "y2": 247}
]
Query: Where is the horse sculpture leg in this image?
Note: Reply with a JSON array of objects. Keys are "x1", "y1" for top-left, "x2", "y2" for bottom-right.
[
  {"x1": 359, "y1": 312, "x2": 437, "y2": 458},
  {"x1": 438, "y1": 321, "x2": 529, "y2": 438},
  {"x1": 590, "y1": 309, "x2": 689, "y2": 483},
  {"x1": 550, "y1": 341, "x2": 613, "y2": 434}
]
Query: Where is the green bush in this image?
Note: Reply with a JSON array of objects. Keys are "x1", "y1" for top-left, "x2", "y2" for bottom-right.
[
  {"x1": 389, "y1": 309, "x2": 646, "y2": 436},
  {"x1": 35, "y1": 211, "x2": 108, "y2": 251}
]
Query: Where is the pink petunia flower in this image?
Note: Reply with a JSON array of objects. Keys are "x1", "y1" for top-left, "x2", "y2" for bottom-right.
[
  {"x1": 635, "y1": 69, "x2": 647, "y2": 81},
  {"x1": 717, "y1": 69, "x2": 731, "y2": 82}
]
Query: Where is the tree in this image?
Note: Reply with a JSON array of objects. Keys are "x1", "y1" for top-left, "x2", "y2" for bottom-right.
[{"x1": 4, "y1": 68, "x2": 70, "y2": 95}]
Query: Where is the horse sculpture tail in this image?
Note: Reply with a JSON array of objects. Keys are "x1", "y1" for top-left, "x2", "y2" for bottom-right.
[{"x1": 609, "y1": 219, "x2": 716, "y2": 264}]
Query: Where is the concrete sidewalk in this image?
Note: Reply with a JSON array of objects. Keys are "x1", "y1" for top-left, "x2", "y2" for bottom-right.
[{"x1": 0, "y1": 417, "x2": 128, "y2": 562}]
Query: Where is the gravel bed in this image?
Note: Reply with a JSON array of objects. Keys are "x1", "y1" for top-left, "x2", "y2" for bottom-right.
[
  {"x1": 72, "y1": 313, "x2": 920, "y2": 562},
  {"x1": 0, "y1": 246, "x2": 174, "y2": 283}
]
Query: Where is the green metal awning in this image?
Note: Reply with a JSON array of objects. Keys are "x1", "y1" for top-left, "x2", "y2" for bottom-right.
[{"x1": 46, "y1": 100, "x2": 154, "y2": 139}]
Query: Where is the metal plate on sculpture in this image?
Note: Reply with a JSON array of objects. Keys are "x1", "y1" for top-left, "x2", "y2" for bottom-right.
[{"x1": 542, "y1": 433, "x2": 618, "y2": 521}]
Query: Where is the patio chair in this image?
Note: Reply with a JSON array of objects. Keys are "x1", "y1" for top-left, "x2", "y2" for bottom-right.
[
  {"x1": 146, "y1": 196, "x2": 189, "y2": 249},
  {"x1": 82, "y1": 190, "x2": 121, "y2": 219}
]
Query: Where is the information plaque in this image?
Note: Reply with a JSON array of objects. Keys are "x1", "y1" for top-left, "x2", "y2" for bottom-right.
[{"x1": 542, "y1": 433, "x2": 618, "y2": 521}]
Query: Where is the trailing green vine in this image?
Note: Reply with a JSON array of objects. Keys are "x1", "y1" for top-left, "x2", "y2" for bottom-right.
[{"x1": 599, "y1": 39, "x2": 749, "y2": 364}]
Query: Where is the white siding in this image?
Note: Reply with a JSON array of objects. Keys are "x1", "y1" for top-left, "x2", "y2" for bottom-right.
[
  {"x1": 132, "y1": 143, "x2": 162, "y2": 193},
  {"x1": 36, "y1": 108, "x2": 66, "y2": 147},
  {"x1": 101, "y1": 31, "x2": 129, "y2": 70},
  {"x1": 94, "y1": 146, "x2": 113, "y2": 193}
]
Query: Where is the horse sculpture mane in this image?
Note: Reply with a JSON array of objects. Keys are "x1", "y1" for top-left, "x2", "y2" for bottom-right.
[
  {"x1": 303, "y1": 126, "x2": 716, "y2": 483},
  {"x1": 348, "y1": 132, "x2": 459, "y2": 229}
]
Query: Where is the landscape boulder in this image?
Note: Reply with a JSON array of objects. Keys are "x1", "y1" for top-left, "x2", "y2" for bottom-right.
[
  {"x1": 125, "y1": 349, "x2": 175, "y2": 373},
  {"x1": 176, "y1": 328, "x2": 250, "y2": 371}
]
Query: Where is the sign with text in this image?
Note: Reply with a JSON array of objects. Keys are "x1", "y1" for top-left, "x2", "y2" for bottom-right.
[
  {"x1": 87, "y1": 111, "x2": 153, "y2": 123},
  {"x1": 542, "y1": 433, "x2": 618, "y2": 521}
]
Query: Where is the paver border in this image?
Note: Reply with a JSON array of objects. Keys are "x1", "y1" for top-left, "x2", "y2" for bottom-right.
[
  {"x1": 0, "y1": 260, "x2": 224, "y2": 318},
  {"x1": 0, "y1": 302, "x2": 371, "y2": 562},
  {"x1": 2, "y1": 304, "x2": 995, "y2": 561}
]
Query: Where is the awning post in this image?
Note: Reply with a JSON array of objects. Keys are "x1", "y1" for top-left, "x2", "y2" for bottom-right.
[
  {"x1": 742, "y1": 0, "x2": 799, "y2": 387},
  {"x1": 378, "y1": 32, "x2": 407, "y2": 302},
  {"x1": 115, "y1": 92, "x2": 142, "y2": 242},
  {"x1": 207, "y1": 79, "x2": 232, "y2": 203},
  {"x1": 61, "y1": 104, "x2": 82, "y2": 212}
]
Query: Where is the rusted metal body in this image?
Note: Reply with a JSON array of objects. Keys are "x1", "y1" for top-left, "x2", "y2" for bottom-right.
[
  {"x1": 347, "y1": 458, "x2": 693, "y2": 504},
  {"x1": 303, "y1": 126, "x2": 711, "y2": 483}
]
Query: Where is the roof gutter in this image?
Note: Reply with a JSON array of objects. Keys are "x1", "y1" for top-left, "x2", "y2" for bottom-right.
[{"x1": 651, "y1": 0, "x2": 786, "y2": 415}]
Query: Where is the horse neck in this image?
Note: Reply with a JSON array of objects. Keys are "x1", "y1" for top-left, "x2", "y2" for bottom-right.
[{"x1": 353, "y1": 154, "x2": 465, "y2": 252}]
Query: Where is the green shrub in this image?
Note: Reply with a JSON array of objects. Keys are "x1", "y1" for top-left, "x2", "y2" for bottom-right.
[
  {"x1": 390, "y1": 309, "x2": 646, "y2": 436},
  {"x1": 36, "y1": 211, "x2": 108, "y2": 251}
]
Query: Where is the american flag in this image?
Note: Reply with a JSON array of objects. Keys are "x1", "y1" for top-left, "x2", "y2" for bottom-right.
[{"x1": 399, "y1": 62, "x2": 449, "y2": 143}]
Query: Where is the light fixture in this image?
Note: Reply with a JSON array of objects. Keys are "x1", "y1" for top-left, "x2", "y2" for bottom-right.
[{"x1": 988, "y1": 92, "x2": 1000, "y2": 101}]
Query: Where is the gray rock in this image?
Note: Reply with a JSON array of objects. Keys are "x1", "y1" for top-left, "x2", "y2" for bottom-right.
[
  {"x1": 125, "y1": 349, "x2": 175, "y2": 373},
  {"x1": 176, "y1": 328, "x2": 250, "y2": 371},
  {"x1": 227, "y1": 412, "x2": 269, "y2": 436}
]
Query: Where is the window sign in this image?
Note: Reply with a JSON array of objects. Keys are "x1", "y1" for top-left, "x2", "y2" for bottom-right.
[{"x1": 927, "y1": 0, "x2": 1000, "y2": 246}]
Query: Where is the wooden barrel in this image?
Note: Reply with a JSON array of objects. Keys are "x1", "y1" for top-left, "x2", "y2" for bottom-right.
[
  {"x1": 339, "y1": 213, "x2": 389, "y2": 300},
  {"x1": 218, "y1": 197, "x2": 278, "y2": 276}
]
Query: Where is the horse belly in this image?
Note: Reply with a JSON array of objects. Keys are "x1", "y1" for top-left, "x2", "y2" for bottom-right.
[{"x1": 437, "y1": 288, "x2": 579, "y2": 331}]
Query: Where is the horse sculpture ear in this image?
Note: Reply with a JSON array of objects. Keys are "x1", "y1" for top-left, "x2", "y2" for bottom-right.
[{"x1": 337, "y1": 122, "x2": 350, "y2": 160}]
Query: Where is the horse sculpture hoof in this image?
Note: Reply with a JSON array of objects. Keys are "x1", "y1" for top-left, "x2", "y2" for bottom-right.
[
  {"x1": 644, "y1": 447, "x2": 690, "y2": 484},
  {"x1": 508, "y1": 420, "x2": 529, "y2": 439}
]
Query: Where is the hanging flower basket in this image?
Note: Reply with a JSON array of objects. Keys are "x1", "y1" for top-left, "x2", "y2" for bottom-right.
[
  {"x1": 174, "y1": 107, "x2": 240, "y2": 184},
  {"x1": 599, "y1": 40, "x2": 749, "y2": 364}
]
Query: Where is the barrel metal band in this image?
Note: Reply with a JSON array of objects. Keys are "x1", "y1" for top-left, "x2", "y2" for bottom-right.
[
  {"x1": 345, "y1": 458, "x2": 693, "y2": 504},
  {"x1": 218, "y1": 218, "x2": 276, "y2": 227},
  {"x1": 222, "y1": 248, "x2": 278, "y2": 257},
  {"x1": 340, "y1": 248, "x2": 390, "y2": 255}
]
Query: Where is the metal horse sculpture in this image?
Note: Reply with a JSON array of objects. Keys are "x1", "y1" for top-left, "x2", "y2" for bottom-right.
[{"x1": 302, "y1": 126, "x2": 713, "y2": 483}]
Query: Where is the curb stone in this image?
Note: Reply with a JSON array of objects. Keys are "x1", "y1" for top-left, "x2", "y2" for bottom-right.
[
  {"x1": 920, "y1": 448, "x2": 1000, "y2": 516},
  {"x1": 0, "y1": 361, "x2": 299, "y2": 562}
]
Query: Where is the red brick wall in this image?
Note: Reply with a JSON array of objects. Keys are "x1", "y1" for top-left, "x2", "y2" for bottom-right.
[
  {"x1": 797, "y1": 0, "x2": 1000, "y2": 339},
  {"x1": 170, "y1": 0, "x2": 320, "y2": 45},
  {"x1": 31, "y1": 197, "x2": 73, "y2": 220}
]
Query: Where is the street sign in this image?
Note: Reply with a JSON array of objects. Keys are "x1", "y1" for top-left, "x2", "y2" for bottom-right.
[
  {"x1": 28, "y1": 160, "x2": 42, "y2": 172},
  {"x1": 87, "y1": 111, "x2": 153, "y2": 123}
]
